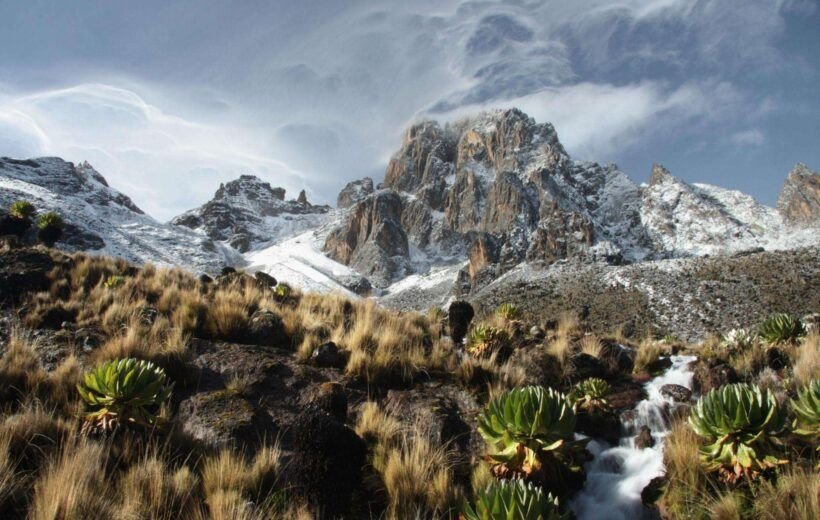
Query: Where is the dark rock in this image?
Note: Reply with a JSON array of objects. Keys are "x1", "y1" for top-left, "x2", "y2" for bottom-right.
[
  {"x1": 306, "y1": 382, "x2": 348, "y2": 423},
  {"x1": 340, "y1": 275, "x2": 372, "y2": 296},
  {"x1": 646, "y1": 356, "x2": 673, "y2": 374},
  {"x1": 290, "y1": 406, "x2": 366, "y2": 518},
  {"x1": 767, "y1": 347, "x2": 788, "y2": 370},
  {"x1": 692, "y1": 362, "x2": 738, "y2": 394},
  {"x1": 598, "y1": 341, "x2": 635, "y2": 376},
  {"x1": 37, "y1": 225, "x2": 63, "y2": 247},
  {"x1": 570, "y1": 353, "x2": 606, "y2": 381},
  {"x1": 0, "y1": 248, "x2": 55, "y2": 305},
  {"x1": 576, "y1": 410, "x2": 621, "y2": 445},
  {"x1": 0, "y1": 215, "x2": 31, "y2": 239},
  {"x1": 74, "y1": 328, "x2": 105, "y2": 351},
  {"x1": 254, "y1": 271, "x2": 277, "y2": 289},
  {"x1": 228, "y1": 233, "x2": 250, "y2": 253},
  {"x1": 199, "y1": 273, "x2": 213, "y2": 284},
  {"x1": 447, "y1": 300, "x2": 474, "y2": 345},
  {"x1": 247, "y1": 310, "x2": 290, "y2": 348},
  {"x1": 31, "y1": 304, "x2": 77, "y2": 329},
  {"x1": 220, "y1": 266, "x2": 236, "y2": 276},
  {"x1": 634, "y1": 426, "x2": 655, "y2": 449},
  {"x1": 177, "y1": 391, "x2": 257, "y2": 448},
  {"x1": 660, "y1": 384, "x2": 692, "y2": 403},
  {"x1": 530, "y1": 326, "x2": 546, "y2": 339},
  {"x1": 296, "y1": 190, "x2": 308, "y2": 205},
  {"x1": 641, "y1": 476, "x2": 666, "y2": 505},
  {"x1": 311, "y1": 342, "x2": 345, "y2": 369}
]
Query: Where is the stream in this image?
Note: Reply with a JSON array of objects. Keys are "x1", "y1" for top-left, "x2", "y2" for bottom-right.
[{"x1": 571, "y1": 355, "x2": 698, "y2": 520}]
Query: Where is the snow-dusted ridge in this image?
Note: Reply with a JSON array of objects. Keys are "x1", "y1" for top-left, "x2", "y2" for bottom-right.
[{"x1": 0, "y1": 157, "x2": 241, "y2": 272}]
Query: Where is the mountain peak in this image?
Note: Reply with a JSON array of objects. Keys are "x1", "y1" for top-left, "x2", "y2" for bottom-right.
[
  {"x1": 172, "y1": 174, "x2": 331, "y2": 252},
  {"x1": 777, "y1": 162, "x2": 820, "y2": 224}
]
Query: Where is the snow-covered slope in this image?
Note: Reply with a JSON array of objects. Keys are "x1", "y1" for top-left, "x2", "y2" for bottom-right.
[
  {"x1": 172, "y1": 175, "x2": 332, "y2": 252},
  {"x1": 640, "y1": 164, "x2": 818, "y2": 256},
  {"x1": 0, "y1": 157, "x2": 241, "y2": 272}
]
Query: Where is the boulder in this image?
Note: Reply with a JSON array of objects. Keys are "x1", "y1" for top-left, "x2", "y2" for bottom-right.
[
  {"x1": 692, "y1": 362, "x2": 738, "y2": 394},
  {"x1": 177, "y1": 391, "x2": 257, "y2": 448},
  {"x1": 530, "y1": 326, "x2": 546, "y2": 339},
  {"x1": 660, "y1": 384, "x2": 692, "y2": 403},
  {"x1": 311, "y1": 342, "x2": 346, "y2": 369},
  {"x1": 634, "y1": 426, "x2": 655, "y2": 449},
  {"x1": 447, "y1": 300, "x2": 474, "y2": 345},
  {"x1": 254, "y1": 271, "x2": 277, "y2": 289},
  {"x1": 246, "y1": 310, "x2": 290, "y2": 348},
  {"x1": 290, "y1": 406, "x2": 366, "y2": 518},
  {"x1": 570, "y1": 353, "x2": 606, "y2": 381},
  {"x1": 598, "y1": 341, "x2": 635, "y2": 376},
  {"x1": 0, "y1": 248, "x2": 55, "y2": 305},
  {"x1": 767, "y1": 347, "x2": 789, "y2": 370}
]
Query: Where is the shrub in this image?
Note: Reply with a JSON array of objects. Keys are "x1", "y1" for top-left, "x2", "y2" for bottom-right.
[
  {"x1": 467, "y1": 325, "x2": 509, "y2": 357},
  {"x1": 570, "y1": 378, "x2": 612, "y2": 413},
  {"x1": 721, "y1": 328, "x2": 758, "y2": 354},
  {"x1": 36, "y1": 212, "x2": 63, "y2": 230},
  {"x1": 273, "y1": 283, "x2": 291, "y2": 300},
  {"x1": 689, "y1": 383, "x2": 787, "y2": 482},
  {"x1": 495, "y1": 303, "x2": 520, "y2": 321},
  {"x1": 477, "y1": 386, "x2": 576, "y2": 475},
  {"x1": 758, "y1": 314, "x2": 806, "y2": 344},
  {"x1": 76, "y1": 358, "x2": 173, "y2": 433},
  {"x1": 36, "y1": 212, "x2": 64, "y2": 246},
  {"x1": 9, "y1": 200, "x2": 35, "y2": 220},
  {"x1": 103, "y1": 275, "x2": 125, "y2": 289},
  {"x1": 462, "y1": 479, "x2": 566, "y2": 520},
  {"x1": 790, "y1": 379, "x2": 819, "y2": 448}
]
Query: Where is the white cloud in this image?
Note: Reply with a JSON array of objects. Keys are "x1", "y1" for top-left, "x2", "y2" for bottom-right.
[
  {"x1": 0, "y1": 84, "x2": 308, "y2": 220},
  {"x1": 730, "y1": 129, "x2": 766, "y2": 147}
]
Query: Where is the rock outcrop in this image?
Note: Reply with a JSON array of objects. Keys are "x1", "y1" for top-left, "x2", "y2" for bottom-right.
[
  {"x1": 777, "y1": 163, "x2": 820, "y2": 224},
  {"x1": 172, "y1": 175, "x2": 330, "y2": 252},
  {"x1": 324, "y1": 190, "x2": 409, "y2": 287},
  {"x1": 325, "y1": 109, "x2": 649, "y2": 288},
  {"x1": 336, "y1": 177, "x2": 374, "y2": 209}
]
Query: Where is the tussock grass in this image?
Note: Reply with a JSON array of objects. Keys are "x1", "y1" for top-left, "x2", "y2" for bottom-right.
[
  {"x1": 792, "y1": 332, "x2": 819, "y2": 388},
  {"x1": 579, "y1": 334, "x2": 603, "y2": 358},
  {"x1": 752, "y1": 465, "x2": 819, "y2": 520},
  {"x1": 633, "y1": 337, "x2": 663, "y2": 374}
]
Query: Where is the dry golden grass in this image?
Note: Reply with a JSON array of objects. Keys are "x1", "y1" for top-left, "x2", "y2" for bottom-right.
[
  {"x1": 355, "y1": 401, "x2": 402, "y2": 448},
  {"x1": 556, "y1": 311, "x2": 580, "y2": 338},
  {"x1": 29, "y1": 441, "x2": 114, "y2": 520},
  {"x1": 753, "y1": 465, "x2": 819, "y2": 520},
  {"x1": 117, "y1": 454, "x2": 199, "y2": 520},
  {"x1": 661, "y1": 419, "x2": 711, "y2": 517},
  {"x1": 201, "y1": 443, "x2": 281, "y2": 504},
  {"x1": 793, "y1": 332, "x2": 819, "y2": 387},
  {"x1": 633, "y1": 337, "x2": 663, "y2": 374},
  {"x1": 708, "y1": 492, "x2": 745, "y2": 520},
  {"x1": 579, "y1": 334, "x2": 603, "y2": 358},
  {"x1": 380, "y1": 429, "x2": 461, "y2": 519}
]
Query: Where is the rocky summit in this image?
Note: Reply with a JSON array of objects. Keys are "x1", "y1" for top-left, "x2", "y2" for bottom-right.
[
  {"x1": 322, "y1": 109, "x2": 819, "y2": 291},
  {"x1": 172, "y1": 174, "x2": 330, "y2": 252},
  {"x1": 1, "y1": 109, "x2": 818, "y2": 340}
]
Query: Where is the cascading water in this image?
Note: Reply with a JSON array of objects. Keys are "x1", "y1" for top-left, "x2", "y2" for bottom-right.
[{"x1": 571, "y1": 355, "x2": 697, "y2": 520}]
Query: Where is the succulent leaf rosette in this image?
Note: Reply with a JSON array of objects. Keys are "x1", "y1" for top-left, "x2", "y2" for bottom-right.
[
  {"x1": 570, "y1": 378, "x2": 612, "y2": 413},
  {"x1": 77, "y1": 358, "x2": 173, "y2": 433},
  {"x1": 790, "y1": 379, "x2": 819, "y2": 449},
  {"x1": 478, "y1": 386, "x2": 576, "y2": 474},
  {"x1": 462, "y1": 479, "x2": 567, "y2": 520},
  {"x1": 758, "y1": 313, "x2": 806, "y2": 344},
  {"x1": 689, "y1": 383, "x2": 787, "y2": 481}
]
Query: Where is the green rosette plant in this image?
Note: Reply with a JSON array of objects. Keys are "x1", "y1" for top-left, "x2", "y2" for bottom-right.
[
  {"x1": 77, "y1": 358, "x2": 173, "y2": 434},
  {"x1": 790, "y1": 379, "x2": 819, "y2": 449},
  {"x1": 495, "y1": 303, "x2": 520, "y2": 321},
  {"x1": 570, "y1": 378, "x2": 612, "y2": 413},
  {"x1": 467, "y1": 325, "x2": 509, "y2": 357},
  {"x1": 758, "y1": 313, "x2": 806, "y2": 344},
  {"x1": 689, "y1": 383, "x2": 787, "y2": 482},
  {"x1": 462, "y1": 479, "x2": 567, "y2": 520},
  {"x1": 478, "y1": 386, "x2": 576, "y2": 475}
]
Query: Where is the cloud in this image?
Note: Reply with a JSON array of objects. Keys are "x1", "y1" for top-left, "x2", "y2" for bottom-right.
[
  {"x1": 0, "y1": 0, "x2": 811, "y2": 217},
  {"x1": 730, "y1": 129, "x2": 766, "y2": 147},
  {"x1": 0, "y1": 83, "x2": 308, "y2": 220}
]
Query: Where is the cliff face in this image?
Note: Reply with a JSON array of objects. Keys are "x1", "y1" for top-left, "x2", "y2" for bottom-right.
[
  {"x1": 777, "y1": 163, "x2": 820, "y2": 224},
  {"x1": 324, "y1": 109, "x2": 646, "y2": 288}
]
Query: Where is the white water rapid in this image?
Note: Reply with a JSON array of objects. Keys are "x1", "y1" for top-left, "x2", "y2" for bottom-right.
[{"x1": 571, "y1": 355, "x2": 698, "y2": 520}]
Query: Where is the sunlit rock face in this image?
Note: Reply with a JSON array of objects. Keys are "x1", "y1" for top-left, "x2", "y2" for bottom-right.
[
  {"x1": 777, "y1": 163, "x2": 820, "y2": 224},
  {"x1": 172, "y1": 174, "x2": 330, "y2": 252}
]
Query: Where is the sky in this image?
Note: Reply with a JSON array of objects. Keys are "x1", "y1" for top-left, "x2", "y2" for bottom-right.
[{"x1": 0, "y1": 0, "x2": 818, "y2": 221}]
